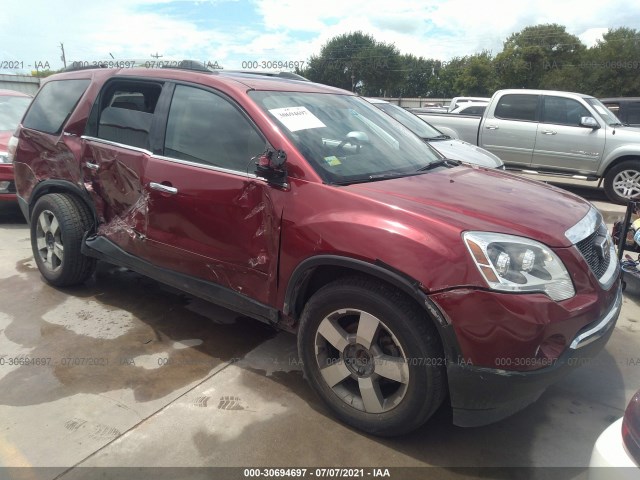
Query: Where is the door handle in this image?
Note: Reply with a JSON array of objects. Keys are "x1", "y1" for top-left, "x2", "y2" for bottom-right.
[
  {"x1": 485, "y1": 125, "x2": 499, "y2": 130},
  {"x1": 149, "y1": 182, "x2": 178, "y2": 195},
  {"x1": 541, "y1": 130, "x2": 557, "y2": 135},
  {"x1": 85, "y1": 162, "x2": 99, "y2": 170}
]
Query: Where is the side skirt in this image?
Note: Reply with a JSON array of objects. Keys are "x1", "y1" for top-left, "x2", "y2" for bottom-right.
[{"x1": 82, "y1": 235, "x2": 280, "y2": 326}]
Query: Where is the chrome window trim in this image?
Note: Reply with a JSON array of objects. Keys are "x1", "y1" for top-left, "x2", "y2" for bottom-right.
[
  {"x1": 81, "y1": 135, "x2": 152, "y2": 156},
  {"x1": 564, "y1": 205, "x2": 601, "y2": 244},
  {"x1": 150, "y1": 154, "x2": 262, "y2": 180},
  {"x1": 81, "y1": 135, "x2": 265, "y2": 181}
]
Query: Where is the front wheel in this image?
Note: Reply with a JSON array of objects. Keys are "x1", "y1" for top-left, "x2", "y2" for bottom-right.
[
  {"x1": 604, "y1": 160, "x2": 640, "y2": 204},
  {"x1": 297, "y1": 277, "x2": 446, "y2": 436}
]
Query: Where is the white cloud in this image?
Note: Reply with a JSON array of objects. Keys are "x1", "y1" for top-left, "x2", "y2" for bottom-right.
[{"x1": 0, "y1": 0, "x2": 638, "y2": 73}]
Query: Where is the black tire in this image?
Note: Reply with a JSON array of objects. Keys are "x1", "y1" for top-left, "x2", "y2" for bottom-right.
[
  {"x1": 30, "y1": 193, "x2": 96, "y2": 287},
  {"x1": 603, "y1": 160, "x2": 640, "y2": 204},
  {"x1": 297, "y1": 276, "x2": 446, "y2": 436}
]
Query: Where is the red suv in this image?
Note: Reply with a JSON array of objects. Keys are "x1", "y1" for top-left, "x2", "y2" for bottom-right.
[{"x1": 11, "y1": 66, "x2": 622, "y2": 436}]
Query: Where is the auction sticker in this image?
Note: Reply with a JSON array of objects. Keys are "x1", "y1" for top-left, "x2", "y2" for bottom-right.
[{"x1": 269, "y1": 106, "x2": 326, "y2": 132}]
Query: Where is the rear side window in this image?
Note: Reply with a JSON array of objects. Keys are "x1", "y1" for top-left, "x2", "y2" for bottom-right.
[
  {"x1": 94, "y1": 80, "x2": 162, "y2": 150},
  {"x1": 22, "y1": 79, "x2": 90, "y2": 134},
  {"x1": 494, "y1": 94, "x2": 538, "y2": 122},
  {"x1": 626, "y1": 103, "x2": 640, "y2": 124}
]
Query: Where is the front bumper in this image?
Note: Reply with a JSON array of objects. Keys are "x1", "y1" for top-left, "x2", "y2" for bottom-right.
[{"x1": 446, "y1": 284, "x2": 622, "y2": 427}]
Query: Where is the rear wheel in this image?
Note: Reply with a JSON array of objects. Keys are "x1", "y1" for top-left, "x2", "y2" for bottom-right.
[
  {"x1": 604, "y1": 160, "x2": 640, "y2": 204},
  {"x1": 297, "y1": 277, "x2": 446, "y2": 436},
  {"x1": 31, "y1": 193, "x2": 96, "y2": 286}
]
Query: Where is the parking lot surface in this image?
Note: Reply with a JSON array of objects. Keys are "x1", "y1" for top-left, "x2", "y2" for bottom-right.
[{"x1": 0, "y1": 179, "x2": 638, "y2": 479}]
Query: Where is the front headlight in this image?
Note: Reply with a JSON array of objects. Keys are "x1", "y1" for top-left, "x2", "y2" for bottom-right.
[
  {"x1": 463, "y1": 232, "x2": 575, "y2": 301},
  {"x1": 0, "y1": 151, "x2": 9, "y2": 164}
]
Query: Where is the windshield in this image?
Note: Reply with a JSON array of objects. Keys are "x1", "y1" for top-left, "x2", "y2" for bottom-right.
[
  {"x1": 0, "y1": 95, "x2": 32, "y2": 131},
  {"x1": 249, "y1": 91, "x2": 442, "y2": 184},
  {"x1": 373, "y1": 102, "x2": 446, "y2": 139},
  {"x1": 585, "y1": 97, "x2": 623, "y2": 126}
]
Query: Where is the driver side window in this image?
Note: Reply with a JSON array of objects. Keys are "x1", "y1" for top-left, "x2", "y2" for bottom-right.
[
  {"x1": 164, "y1": 85, "x2": 266, "y2": 171},
  {"x1": 542, "y1": 96, "x2": 590, "y2": 126}
]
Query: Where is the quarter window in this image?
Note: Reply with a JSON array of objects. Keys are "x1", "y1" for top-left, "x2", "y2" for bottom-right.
[
  {"x1": 494, "y1": 94, "x2": 538, "y2": 122},
  {"x1": 164, "y1": 85, "x2": 266, "y2": 171},
  {"x1": 22, "y1": 79, "x2": 90, "y2": 134}
]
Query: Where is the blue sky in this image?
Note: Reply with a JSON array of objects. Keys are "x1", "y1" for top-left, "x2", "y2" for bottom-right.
[{"x1": 0, "y1": 0, "x2": 638, "y2": 74}]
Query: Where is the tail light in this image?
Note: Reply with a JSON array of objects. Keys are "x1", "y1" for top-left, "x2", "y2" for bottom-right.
[
  {"x1": 7, "y1": 134, "x2": 19, "y2": 163},
  {"x1": 622, "y1": 389, "x2": 640, "y2": 465}
]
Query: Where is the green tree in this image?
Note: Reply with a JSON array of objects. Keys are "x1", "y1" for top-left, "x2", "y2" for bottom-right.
[
  {"x1": 452, "y1": 51, "x2": 497, "y2": 96},
  {"x1": 392, "y1": 54, "x2": 438, "y2": 97},
  {"x1": 301, "y1": 32, "x2": 403, "y2": 96},
  {"x1": 581, "y1": 27, "x2": 640, "y2": 96},
  {"x1": 494, "y1": 24, "x2": 586, "y2": 89}
]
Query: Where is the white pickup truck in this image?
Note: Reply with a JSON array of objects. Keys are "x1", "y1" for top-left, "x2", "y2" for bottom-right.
[{"x1": 417, "y1": 89, "x2": 640, "y2": 203}]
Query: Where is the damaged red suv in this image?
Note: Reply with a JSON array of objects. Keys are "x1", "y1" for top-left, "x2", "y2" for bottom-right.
[{"x1": 11, "y1": 65, "x2": 622, "y2": 436}]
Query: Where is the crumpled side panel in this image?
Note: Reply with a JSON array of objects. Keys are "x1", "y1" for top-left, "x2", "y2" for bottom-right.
[{"x1": 84, "y1": 143, "x2": 149, "y2": 245}]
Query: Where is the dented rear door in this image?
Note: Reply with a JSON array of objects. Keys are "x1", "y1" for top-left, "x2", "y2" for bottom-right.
[{"x1": 81, "y1": 78, "x2": 165, "y2": 258}]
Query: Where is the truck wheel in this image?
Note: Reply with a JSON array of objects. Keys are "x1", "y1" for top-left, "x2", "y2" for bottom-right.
[
  {"x1": 604, "y1": 160, "x2": 640, "y2": 204},
  {"x1": 31, "y1": 193, "x2": 96, "y2": 287},
  {"x1": 297, "y1": 277, "x2": 446, "y2": 436}
]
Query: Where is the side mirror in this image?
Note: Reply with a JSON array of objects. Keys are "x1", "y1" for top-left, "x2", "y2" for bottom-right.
[
  {"x1": 345, "y1": 131, "x2": 370, "y2": 144},
  {"x1": 255, "y1": 149, "x2": 288, "y2": 187},
  {"x1": 580, "y1": 116, "x2": 600, "y2": 129}
]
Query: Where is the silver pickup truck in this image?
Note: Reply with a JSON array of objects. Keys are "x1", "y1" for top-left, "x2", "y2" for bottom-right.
[{"x1": 417, "y1": 89, "x2": 640, "y2": 203}]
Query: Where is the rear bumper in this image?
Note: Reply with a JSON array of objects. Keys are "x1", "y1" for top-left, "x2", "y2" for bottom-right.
[{"x1": 448, "y1": 284, "x2": 623, "y2": 427}]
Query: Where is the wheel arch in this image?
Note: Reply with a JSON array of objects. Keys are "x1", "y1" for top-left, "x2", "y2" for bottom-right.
[
  {"x1": 601, "y1": 154, "x2": 640, "y2": 178},
  {"x1": 28, "y1": 180, "x2": 97, "y2": 229},
  {"x1": 283, "y1": 255, "x2": 462, "y2": 361}
]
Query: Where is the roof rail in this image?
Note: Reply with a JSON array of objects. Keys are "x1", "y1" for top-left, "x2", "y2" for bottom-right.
[
  {"x1": 159, "y1": 60, "x2": 216, "y2": 73},
  {"x1": 63, "y1": 63, "x2": 110, "y2": 72},
  {"x1": 224, "y1": 70, "x2": 310, "y2": 81}
]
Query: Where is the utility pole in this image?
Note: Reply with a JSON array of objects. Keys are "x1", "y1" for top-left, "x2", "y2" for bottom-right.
[{"x1": 60, "y1": 42, "x2": 67, "y2": 68}]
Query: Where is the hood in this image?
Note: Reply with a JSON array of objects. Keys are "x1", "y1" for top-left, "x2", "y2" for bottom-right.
[
  {"x1": 345, "y1": 166, "x2": 590, "y2": 248},
  {"x1": 427, "y1": 138, "x2": 503, "y2": 168},
  {"x1": 609, "y1": 125, "x2": 640, "y2": 139}
]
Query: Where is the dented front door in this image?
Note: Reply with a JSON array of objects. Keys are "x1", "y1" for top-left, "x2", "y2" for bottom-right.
[
  {"x1": 143, "y1": 159, "x2": 281, "y2": 306},
  {"x1": 141, "y1": 84, "x2": 282, "y2": 306}
]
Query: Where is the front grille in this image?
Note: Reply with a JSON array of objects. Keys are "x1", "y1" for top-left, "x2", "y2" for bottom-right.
[{"x1": 576, "y1": 230, "x2": 611, "y2": 279}]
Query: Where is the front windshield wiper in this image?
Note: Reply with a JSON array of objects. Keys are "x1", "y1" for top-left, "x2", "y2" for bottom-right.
[
  {"x1": 416, "y1": 158, "x2": 462, "y2": 172},
  {"x1": 424, "y1": 134, "x2": 451, "y2": 141},
  {"x1": 330, "y1": 171, "x2": 424, "y2": 186}
]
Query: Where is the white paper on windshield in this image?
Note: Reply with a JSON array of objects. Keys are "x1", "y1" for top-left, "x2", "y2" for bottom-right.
[
  {"x1": 269, "y1": 106, "x2": 326, "y2": 132},
  {"x1": 593, "y1": 105, "x2": 609, "y2": 115}
]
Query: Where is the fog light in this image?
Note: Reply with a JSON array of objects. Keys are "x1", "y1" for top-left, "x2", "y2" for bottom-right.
[{"x1": 0, "y1": 181, "x2": 10, "y2": 193}]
